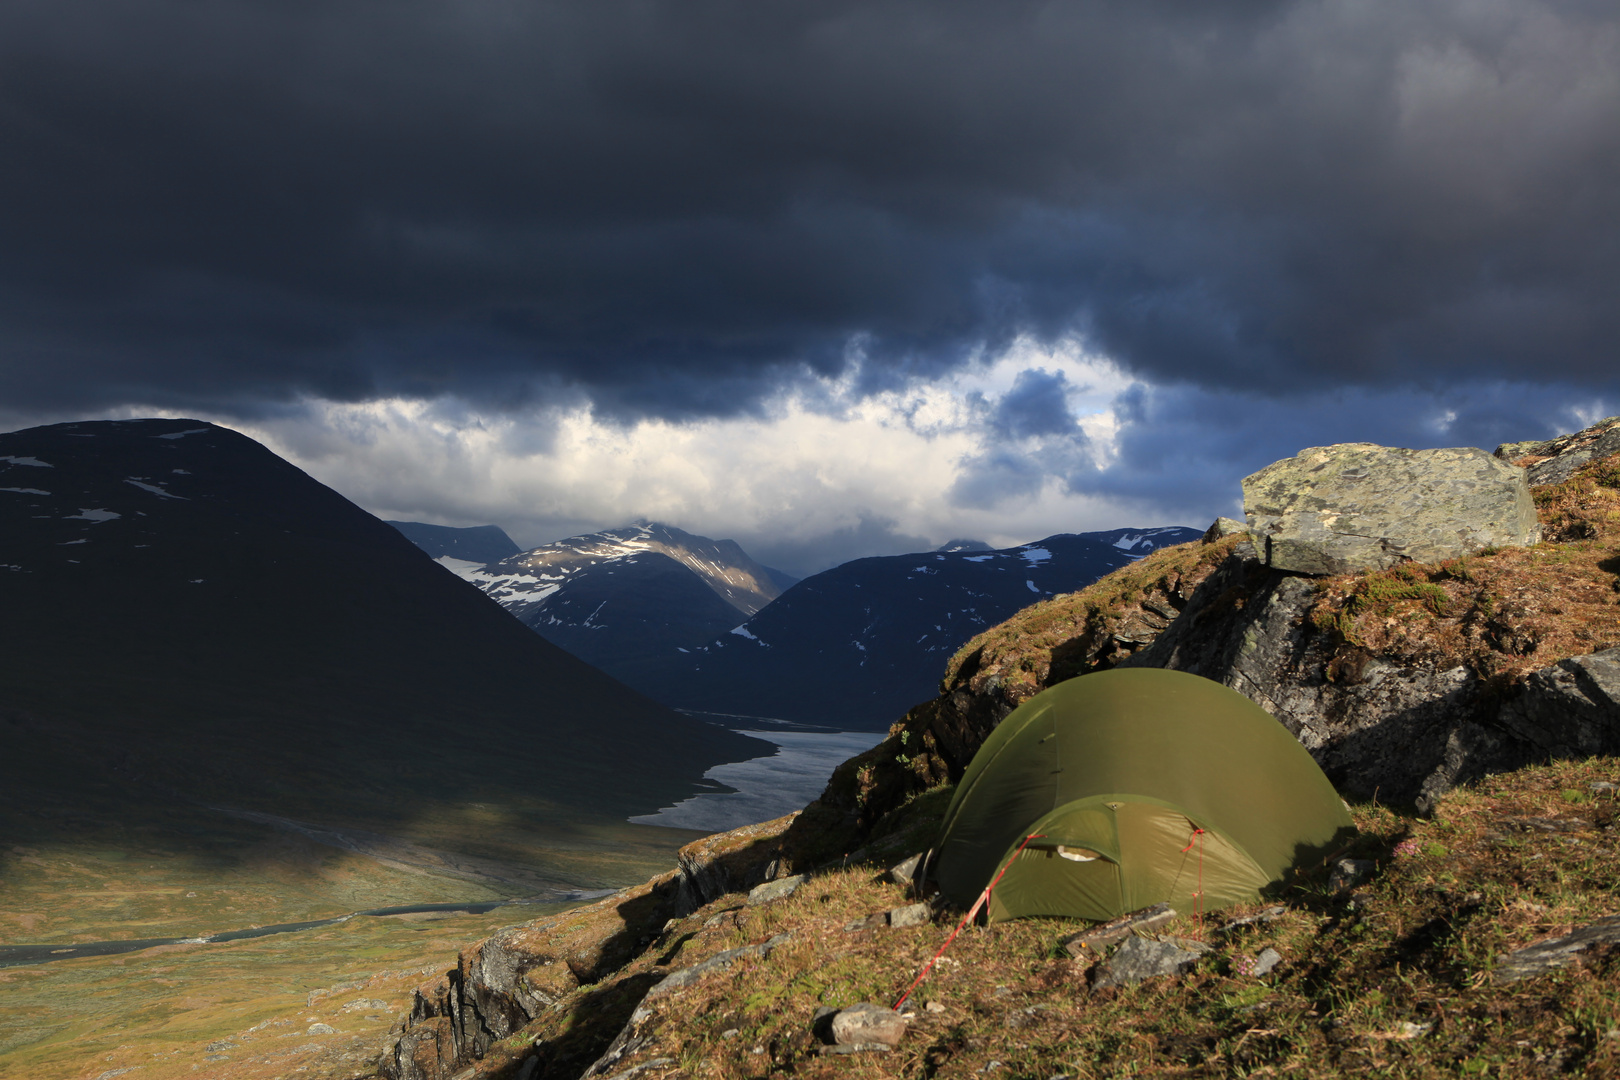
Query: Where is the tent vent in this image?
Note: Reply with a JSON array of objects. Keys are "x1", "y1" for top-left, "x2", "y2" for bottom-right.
[{"x1": 1056, "y1": 846, "x2": 1101, "y2": 863}]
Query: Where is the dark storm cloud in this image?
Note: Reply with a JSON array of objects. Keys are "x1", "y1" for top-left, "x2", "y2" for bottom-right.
[
  {"x1": 989, "y1": 369, "x2": 1079, "y2": 442},
  {"x1": 3, "y1": 0, "x2": 1619, "y2": 418},
  {"x1": 1063, "y1": 378, "x2": 1615, "y2": 526}
]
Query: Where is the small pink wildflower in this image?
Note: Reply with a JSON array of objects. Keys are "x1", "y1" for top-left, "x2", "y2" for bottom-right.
[{"x1": 1393, "y1": 838, "x2": 1422, "y2": 858}]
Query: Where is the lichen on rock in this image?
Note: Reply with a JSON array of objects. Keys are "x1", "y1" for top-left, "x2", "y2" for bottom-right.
[{"x1": 1242, "y1": 443, "x2": 1539, "y2": 575}]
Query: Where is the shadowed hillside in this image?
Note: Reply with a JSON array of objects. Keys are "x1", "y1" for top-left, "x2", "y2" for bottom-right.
[{"x1": 0, "y1": 419, "x2": 767, "y2": 854}]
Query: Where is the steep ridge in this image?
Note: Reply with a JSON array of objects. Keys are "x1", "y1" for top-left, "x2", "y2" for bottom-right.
[
  {"x1": 0, "y1": 420, "x2": 767, "y2": 839},
  {"x1": 437, "y1": 523, "x2": 792, "y2": 686},
  {"x1": 388, "y1": 521, "x2": 521, "y2": 563},
  {"x1": 379, "y1": 421, "x2": 1620, "y2": 1080},
  {"x1": 642, "y1": 527, "x2": 1200, "y2": 729}
]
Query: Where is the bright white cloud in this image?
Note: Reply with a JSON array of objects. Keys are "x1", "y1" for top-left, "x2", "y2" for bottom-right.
[
  {"x1": 32, "y1": 336, "x2": 1596, "y2": 578},
  {"x1": 89, "y1": 337, "x2": 1159, "y2": 574}
]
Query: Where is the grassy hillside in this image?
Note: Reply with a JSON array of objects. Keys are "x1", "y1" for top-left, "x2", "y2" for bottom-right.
[{"x1": 419, "y1": 756, "x2": 1620, "y2": 1079}]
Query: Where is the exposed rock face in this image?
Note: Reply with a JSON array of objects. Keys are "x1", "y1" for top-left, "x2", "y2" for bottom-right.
[
  {"x1": 1118, "y1": 544, "x2": 1507, "y2": 807},
  {"x1": 676, "y1": 814, "x2": 798, "y2": 912},
  {"x1": 381, "y1": 814, "x2": 797, "y2": 1080},
  {"x1": 1122, "y1": 548, "x2": 1620, "y2": 810},
  {"x1": 1243, "y1": 443, "x2": 1538, "y2": 575},
  {"x1": 380, "y1": 871, "x2": 685, "y2": 1080},
  {"x1": 1497, "y1": 416, "x2": 1620, "y2": 486},
  {"x1": 1497, "y1": 649, "x2": 1620, "y2": 759}
]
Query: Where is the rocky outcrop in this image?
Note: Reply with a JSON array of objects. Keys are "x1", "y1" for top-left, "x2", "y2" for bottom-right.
[
  {"x1": 1497, "y1": 415, "x2": 1620, "y2": 486},
  {"x1": 1116, "y1": 543, "x2": 1509, "y2": 807},
  {"x1": 380, "y1": 871, "x2": 685, "y2": 1080},
  {"x1": 381, "y1": 813, "x2": 798, "y2": 1080},
  {"x1": 1242, "y1": 443, "x2": 1538, "y2": 575},
  {"x1": 1497, "y1": 649, "x2": 1620, "y2": 759}
]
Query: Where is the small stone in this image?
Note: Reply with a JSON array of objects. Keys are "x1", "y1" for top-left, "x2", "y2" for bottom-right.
[
  {"x1": 1494, "y1": 915, "x2": 1620, "y2": 982},
  {"x1": 1590, "y1": 782, "x2": 1617, "y2": 794},
  {"x1": 721, "y1": 1028, "x2": 740, "y2": 1039},
  {"x1": 830, "y1": 1002, "x2": 907, "y2": 1047},
  {"x1": 925, "y1": 1001, "x2": 946, "y2": 1013},
  {"x1": 1395, "y1": 1021, "x2": 1432, "y2": 1039},
  {"x1": 1093, "y1": 935, "x2": 1211, "y2": 988},
  {"x1": 887, "y1": 902, "x2": 932, "y2": 928},
  {"x1": 1061, "y1": 903, "x2": 1176, "y2": 956},
  {"x1": 888, "y1": 853, "x2": 923, "y2": 886},
  {"x1": 1203, "y1": 517, "x2": 1249, "y2": 542},
  {"x1": 1251, "y1": 947, "x2": 1282, "y2": 977},
  {"x1": 1218, "y1": 905, "x2": 1285, "y2": 933},
  {"x1": 341, "y1": 998, "x2": 390, "y2": 1012},
  {"x1": 1329, "y1": 859, "x2": 1376, "y2": 892},
  {"x1": 305, "y1": 1023, "x2": 337, "y2": 1035},
  {"x1": 747, "y1": 874, "x2": 807, "y2": 906}
]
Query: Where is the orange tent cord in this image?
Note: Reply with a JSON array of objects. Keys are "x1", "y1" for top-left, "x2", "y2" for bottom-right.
[
  {"x1": 1180, "y1": 827, "x2": 1206, "y2": 931},
  {"x1": 892, "y1": 832, "x2": 1045, "y2": 1012}
]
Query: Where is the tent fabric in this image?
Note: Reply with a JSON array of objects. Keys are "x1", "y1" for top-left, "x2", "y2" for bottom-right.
[{"x1": 932, "y1": 668, "x2": 1354, "y2": 922}]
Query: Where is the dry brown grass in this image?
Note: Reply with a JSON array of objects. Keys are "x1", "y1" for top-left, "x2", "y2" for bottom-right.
[
  {"x1": 940, "y1": 535, "x2": 1246, "y2": 707},
  {"x1": 1306, "y1": 457, "x2": 1620, "y2": 683},
  {"x1": 466, "y1": 756, "x2": 1620, "y2": 1079}
]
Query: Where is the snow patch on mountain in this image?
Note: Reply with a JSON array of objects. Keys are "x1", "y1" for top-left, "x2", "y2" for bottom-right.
[{"x1": 124, "y1": 478, "x2": 186, "y2": 499}]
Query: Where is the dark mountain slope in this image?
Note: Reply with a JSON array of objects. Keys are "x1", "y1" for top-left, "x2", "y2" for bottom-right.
[
  {"x1": 0, "y1": 420, "x2": 765, "y2": 833},
  {"x1": 640, "y1": 527, "x2": 1200, "y2": 728},
  {"x1": 388, "y1": 520, "x2": 520, "y2": 563}
]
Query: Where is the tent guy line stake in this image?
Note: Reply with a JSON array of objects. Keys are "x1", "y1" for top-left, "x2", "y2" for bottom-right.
[{"x1": 892, "y1": 832, "x2": 1045, "y2": 1012}]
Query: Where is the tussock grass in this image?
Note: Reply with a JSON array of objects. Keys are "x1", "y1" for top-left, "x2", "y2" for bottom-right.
[{"x1": 941, "y1": 536, "x2": 1246, "y2": 707}]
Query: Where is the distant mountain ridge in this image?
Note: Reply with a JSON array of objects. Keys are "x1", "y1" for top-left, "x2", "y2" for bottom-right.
[
  {"x1": 435, "y1": 522, "x2": 796, "y2": 680},
  {"x1": 387, "y1": 520, "x2": 520, "y2": 563},
  {"x1": 635, "y1": 526, "x2": 1203, "y2": 728}
]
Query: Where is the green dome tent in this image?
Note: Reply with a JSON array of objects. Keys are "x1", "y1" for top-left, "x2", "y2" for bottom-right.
[{"x1": 932, "y1": 668, "x2": 1354, "y2": 923}]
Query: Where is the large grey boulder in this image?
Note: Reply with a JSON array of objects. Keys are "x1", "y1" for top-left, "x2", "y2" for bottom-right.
[{"x1": 1242, "y1": 444, "x2": 1538, "y2": 575}]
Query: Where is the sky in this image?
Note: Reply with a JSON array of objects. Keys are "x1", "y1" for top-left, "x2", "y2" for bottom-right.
[{"x1": 3, "y1": 0, "x2": 1617, "y2": 577}]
